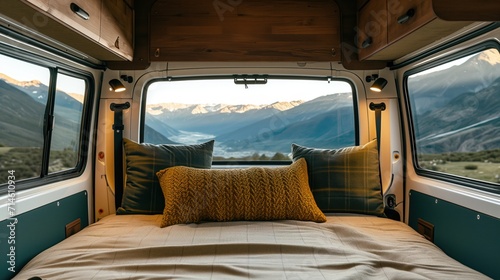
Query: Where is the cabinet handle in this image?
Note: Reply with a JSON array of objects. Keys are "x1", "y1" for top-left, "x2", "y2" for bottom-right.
[
  {"x1": 397, "y1": 8, "x2": 415, "y2": 24},
  {"x1": 361, "y1": 37, "x2": 372, "y2": 49},
  {"x1": 70, "y1": 3, "x2": 90, "y2": 20}
]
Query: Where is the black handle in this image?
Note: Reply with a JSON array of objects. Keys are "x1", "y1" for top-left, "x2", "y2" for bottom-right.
[
  {"x1": 361, "y1": 36, "x2": 373, "y2": 49},
  {"x1": 70, "y1": 3, "x2": 90, "y2": 20},
  {"x1": 397, "y1": 8, "x2": 415, "y2": 24}
]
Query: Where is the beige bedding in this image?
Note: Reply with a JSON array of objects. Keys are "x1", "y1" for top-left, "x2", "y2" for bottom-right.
[{"x1": 14, "y1": 214, "x2": 490, "y2": 279}]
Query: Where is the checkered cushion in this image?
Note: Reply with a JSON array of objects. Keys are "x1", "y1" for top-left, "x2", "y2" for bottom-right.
[
  {"x1": 291, "y1": 140, "x2": 384, "y2": 216},
  {"x1": 117, "y1": 138, "x2": 214, "y2": 215}
]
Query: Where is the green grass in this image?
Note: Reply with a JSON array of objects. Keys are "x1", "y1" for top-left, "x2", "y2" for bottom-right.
[
  {"x1": 420, "y1": 160, "x2": 500, "y2": 184},
  {"x1": 0, "y1": 147, "x2": 77, "y2": 184},
  {"x1": 0, "y1": 147, "x2": 13, "y2": 155},
  {"x1": 418, "y1": 149, "x2": 500, "y2": 184}
]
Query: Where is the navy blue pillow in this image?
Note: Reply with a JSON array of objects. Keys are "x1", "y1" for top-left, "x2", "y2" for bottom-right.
[
  {"x1": 117, "y1": 138, "x2": 214, "y2": 214},
  {"x1": 291, "y1": 140, "x2": 384, "y2": 216}
]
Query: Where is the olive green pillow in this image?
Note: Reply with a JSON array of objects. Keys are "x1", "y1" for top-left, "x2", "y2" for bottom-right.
[
  {"x1": 117, "y1": 138, "x2": 214, "y2": 215},
  {"x1": 156, "y1": 158, "x2": 326, "y2": 227},
  {"x1": 291, "y1": 140, "x2": 384, "y2": 216}
]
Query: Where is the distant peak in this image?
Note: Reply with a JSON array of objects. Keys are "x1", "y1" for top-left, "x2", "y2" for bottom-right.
[
  {"x1": 267, "y1": 100, "x2": 304, "y2": 111},
  {"x1": 191, "y1": 104, "x2": 208, "y2": 114},
  {"x1": 0, "y1": 73, "x2": 42, "y2": 87},
  {"x1": 147, "y1": 100, "x2": 304, "y2": 115},
  {"x1": 476, "y1": 49, "x2": 500, "y2": 66}
]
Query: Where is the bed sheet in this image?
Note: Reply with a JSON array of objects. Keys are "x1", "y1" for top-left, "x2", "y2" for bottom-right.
[{"x1": 14, "y1": 214, "x2": 490, "y2": 279}]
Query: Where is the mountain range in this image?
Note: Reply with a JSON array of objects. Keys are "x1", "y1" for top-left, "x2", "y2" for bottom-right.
[
  {"x1": 0, "y1": 74, "x2": 83, "y2": 150},
  {"x1": 144, "y1": 92, "x2": 356, "y2": 156},
  {"x1": 408, "y1": 49, "x2": 500, "y2": 154},
  {"x1": 1, "y1": 49, "x2": 498, "y2": 158}
]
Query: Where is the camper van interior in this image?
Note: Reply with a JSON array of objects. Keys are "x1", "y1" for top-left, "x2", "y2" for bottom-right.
[{"x1": 0, "y1": 0, "x2": 499, "y2": 279}]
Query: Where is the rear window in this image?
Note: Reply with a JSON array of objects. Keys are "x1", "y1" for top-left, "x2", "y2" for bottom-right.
[
  {"x1": 143, "y1": 76, "x2": 356, "y2": 162},
  {"x1": 406, "y1": 47, "x2": 500, "y2": 188}
]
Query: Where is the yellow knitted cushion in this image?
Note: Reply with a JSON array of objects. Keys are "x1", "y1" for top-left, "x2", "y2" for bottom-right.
[{"x1": 156, "y1": 158, "x2": 326, "y2": 227}]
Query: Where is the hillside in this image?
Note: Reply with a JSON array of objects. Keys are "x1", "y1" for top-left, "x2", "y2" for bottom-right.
[
  {"x1": 216, "y1": 93, "x2": 355, "y2": 153},
  {"x1": 416, "y1": 77, "x2": 500, "y2": 153},
  {"x1": 0, "y1": 79, "x2": 45, "y2": 147},
  {"x1": 408, "y1": 49, "x2": 500, "y2": 115},
  {"x1": 0, "y1": 76, "x2": 84, "y2": 150},
  {"x1": 145, "y1": 100, "x2": 304, "y2": 136},
  {"x1": 144, "y1": 92, "x2": 355, "y2": 157}
]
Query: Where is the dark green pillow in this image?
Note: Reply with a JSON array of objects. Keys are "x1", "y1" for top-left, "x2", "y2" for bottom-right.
[
  {"x1": 291, "y1": 140, "x2": 384, "y2": 216},
  {"x1": 117, "y1": 138, "x2": 214, "y2": 214}
]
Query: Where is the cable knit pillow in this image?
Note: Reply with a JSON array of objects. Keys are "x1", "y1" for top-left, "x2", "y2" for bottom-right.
[
  {"x1": 291, "y1": 140, "x2": 384, "y2": 216},
  {"x1": 156, "y1": 158, "x2": 326, "y2": 227},
  {"x1": 117, "y1": 138, "x2": 214, "y2": 215}
]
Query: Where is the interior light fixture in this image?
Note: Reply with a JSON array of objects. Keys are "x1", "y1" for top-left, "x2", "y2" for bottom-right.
[
  {"x1": 109, "y1": 79, "x2": 126, "y2": 92},
  {"x1": 370, "y1": 77, "x2": 388, "y2": 92}
]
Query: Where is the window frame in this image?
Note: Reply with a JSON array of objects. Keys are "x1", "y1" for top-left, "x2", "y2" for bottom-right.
[
  {"x1": 141, "y1": 75, "x2": 359, "y2": 166},
  {"x1": 0, "y1": 45, "x2": 95, "y2": 194},
  {"x1": 403, "y1": 41, "x2": 500, "y2": 194}
]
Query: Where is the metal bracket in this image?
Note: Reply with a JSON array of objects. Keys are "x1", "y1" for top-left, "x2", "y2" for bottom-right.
[
  {"x1": 369, "y1": 102, "x2": 386, "y2": 111},
  {"x1": 110, "y1": 102, "x2": 130, "y2": 112}
]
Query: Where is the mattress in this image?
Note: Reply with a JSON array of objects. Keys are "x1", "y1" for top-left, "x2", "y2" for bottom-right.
[{"x1": 14, "y1": 214, "x2": 490, "y2": 279}]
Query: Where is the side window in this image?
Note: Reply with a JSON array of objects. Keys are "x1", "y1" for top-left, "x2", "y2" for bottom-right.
[
  {"x1": 0, "y1": 52, "x2": 90, "y2": 187},
  {"x1": 406, "y1": 47, "x2": 500, "y2": 187},
  {"x1": 144, "y1": 77, "x2": 356, "y2": 162}
]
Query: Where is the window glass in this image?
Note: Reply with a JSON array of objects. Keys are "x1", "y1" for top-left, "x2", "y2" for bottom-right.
[
  {"x1": 0, "y1": 52, "x2": 89, "y2": 187},
  {"x1": 49, "y1": 73, "x2": 86, "y2": 173},
  {"x1": 0, "y1": 54, "x2": 49, "y2": 182},
  {"x1": 407, "y1": 48, "x2": 500, "y2": 185},
  {"x1": 144, "y1": 77, "x2": 355, "y2": 161}
]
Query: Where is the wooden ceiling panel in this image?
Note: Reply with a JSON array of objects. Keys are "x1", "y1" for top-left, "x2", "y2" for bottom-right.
[{"x1": 150, "y1": 0, "x2": 341, "y2": 61}]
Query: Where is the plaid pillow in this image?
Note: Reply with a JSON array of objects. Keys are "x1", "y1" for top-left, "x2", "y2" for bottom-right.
[
  {"x1": 117, "y1": 138, "x2": 214, "y2": 215},
  {"x1": 291, "y1": 140, "x2": 384, "y2": 216}
]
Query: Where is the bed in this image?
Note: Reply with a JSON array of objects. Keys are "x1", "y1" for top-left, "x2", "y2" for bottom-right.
[
  {"x1": 14, "y1": 214, "x2": 489, "y2": 279},
  {"x1": 13, "y1": 139, "x2": 491, "y2": 279}
]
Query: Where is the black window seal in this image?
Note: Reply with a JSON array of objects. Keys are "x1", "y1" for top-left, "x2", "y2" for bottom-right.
[{"x1": 41, "y1": 68, "x2": 58, "y2": 177}]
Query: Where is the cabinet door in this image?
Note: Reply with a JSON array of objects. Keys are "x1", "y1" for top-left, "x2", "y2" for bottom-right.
[
  {"x1": 48, "y1": 0, "x2": 101, "y2": 42},
  {"x1": 100, "y1": 0, "x2": 133, "y2": 61},
  {"x1": 387, "y1": 0, "x2": 435, "y2": 44},
  {"x1": 358, "y1": 0, "x2": 388, "y2": 60}
]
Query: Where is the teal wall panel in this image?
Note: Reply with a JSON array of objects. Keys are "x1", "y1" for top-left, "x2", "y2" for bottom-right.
[
  {"x1": 409, "y1": 190, "x2": 500, "y2": 279},
  {"x1": 0, "y1": 191, "x2": 88, "y2": 280}
]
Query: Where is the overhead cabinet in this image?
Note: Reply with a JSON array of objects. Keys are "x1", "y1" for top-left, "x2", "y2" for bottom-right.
[
  {"x1": 357, "y1": 0, "x2": 470, "y2": 61},
  {"x1": 0, "y1": 0, "x2": 133, "y2": 61},
  {"x1": 149, "y1": 0, "x2": 341, "y2": 62}
]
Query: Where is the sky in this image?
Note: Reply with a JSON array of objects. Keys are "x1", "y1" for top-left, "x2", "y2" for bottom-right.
[
  {"x1": 409, "y1": 53, "x2": 473, "y2": 78},
  {"x1": 0, "y1": 54, "x2": 85, "y2": 95},
  {"x1": 1, "y1": 49, "x2": 479, "y2": 101},
  {"x1": 146, "y1": 78, "x2": 353, "y2": 105},
  {"x1": 1, "y1": 51, "x2": 348, "y2": 102}
]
